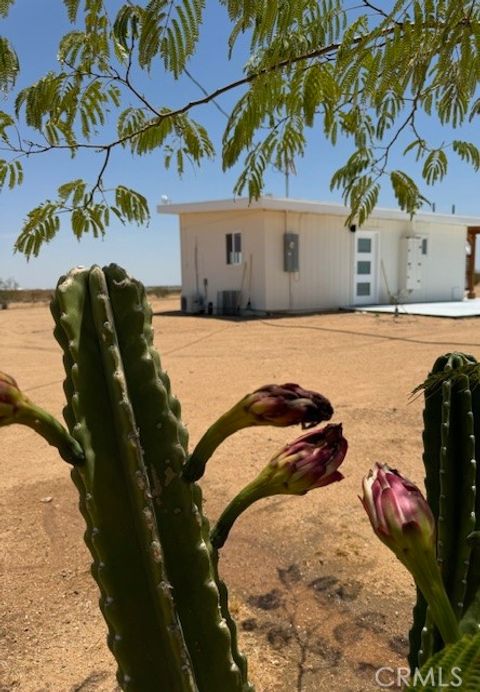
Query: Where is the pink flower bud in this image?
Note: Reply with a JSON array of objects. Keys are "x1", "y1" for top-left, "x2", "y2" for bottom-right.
[
  {"x1": 265, "y1": 423, "x2": 347, "y2": 495},
  {"x1": 243, "y1": 383, "x2": 333, "y2": 429},
  {"x1": 361, "y1": 463, "x2": 436, "y2": 558},
  {"x1": 210, "y1": 423, "x2": 347, "y2": 548},
  {"x1": 361, "y1": 464, "x2": 460, "y2": 645}
]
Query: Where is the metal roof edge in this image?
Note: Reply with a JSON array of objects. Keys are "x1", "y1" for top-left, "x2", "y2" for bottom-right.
[{"x1": 156, "y1": 196, "x2": 480, "y2": 226}]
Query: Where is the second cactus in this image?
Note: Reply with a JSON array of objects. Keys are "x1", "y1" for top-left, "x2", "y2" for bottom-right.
[{"x1": 409, "y1": 352, "x2": 480, "y2": 669}]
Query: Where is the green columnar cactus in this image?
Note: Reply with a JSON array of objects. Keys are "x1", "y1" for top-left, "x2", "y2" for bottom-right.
[
  {"x1": 50, "y1": 264, "x2": 252, "y2": 692},
  {"x1": 409, "y1": 352, "x2": 480, "y2": 671}
]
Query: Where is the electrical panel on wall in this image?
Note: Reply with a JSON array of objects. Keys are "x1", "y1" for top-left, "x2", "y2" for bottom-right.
[{"x1": 284, "y1": 233, "x2": 299, "y2": 272}]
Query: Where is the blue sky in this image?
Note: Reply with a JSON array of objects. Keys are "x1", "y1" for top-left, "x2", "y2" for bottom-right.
[{"x1": 1, "y1": 0, "x2": 479, "y2": 288}]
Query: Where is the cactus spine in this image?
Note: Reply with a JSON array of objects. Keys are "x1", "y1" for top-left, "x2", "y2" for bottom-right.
[
  {"x1": 51, "y1": 265, "x2": 251, "y2": 691},
  {"x1": 409, "y1": 352, "x2": 480, "y2": 670}
]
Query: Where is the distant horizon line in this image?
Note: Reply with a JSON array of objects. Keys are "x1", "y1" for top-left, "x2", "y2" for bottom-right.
[{"x1": 2, "y1": 284, "x2": 182, "y2": 292}]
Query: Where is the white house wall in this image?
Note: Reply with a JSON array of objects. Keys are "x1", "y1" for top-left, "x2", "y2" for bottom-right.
[
  {"x1": 364, "y1": 217, "x2": 466, "y2": 304},
  {"x1": 406, "y1": 220, "x2": 466, "y2": 302},
  {"x1": 178, "y1": 207, "x2": 468, "y2": 313},
  {"x1": 261, "y1": 211, "x2": 467, "y2": 311},
  {"x1": 180, "y1": 210, "x2": 266, "y2": 310},
  {"x1": 263, "y1": 211, "x2": 354, "y2": 311}
]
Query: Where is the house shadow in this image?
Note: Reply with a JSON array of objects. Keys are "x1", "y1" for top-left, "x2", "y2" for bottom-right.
[{"x1": 151, "y1": 307, "x2": 345, "y2": 322}]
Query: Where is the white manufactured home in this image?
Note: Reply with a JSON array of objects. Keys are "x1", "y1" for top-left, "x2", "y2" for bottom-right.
[{"x1": 157, "y1": 197, "x2": 480, "y2": 315}]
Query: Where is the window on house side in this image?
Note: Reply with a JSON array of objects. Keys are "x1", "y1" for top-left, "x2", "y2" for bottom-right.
[
  {"x1": 421, "y1": 238, "x2": 428, "y2": 255},
  {"x1": 226, "y1": 232, "x2": 242, "y2": 265}
]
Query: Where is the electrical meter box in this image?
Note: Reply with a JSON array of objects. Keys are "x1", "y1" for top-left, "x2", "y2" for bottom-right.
[{"x1": 284, "y1": 232, "x2": 299, "y2": 272}]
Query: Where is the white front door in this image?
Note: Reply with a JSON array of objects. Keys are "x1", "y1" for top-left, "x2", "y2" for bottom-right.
[{"x1": 353, "y1": 231, "x2": 379, "y2": 305}]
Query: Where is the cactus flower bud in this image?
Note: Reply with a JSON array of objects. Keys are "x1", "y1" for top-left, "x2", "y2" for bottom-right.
[
  {"x1": 210, "y1": 423, "x2": 347, "y2": 549},
  {"x1": 361, "y1": 463, "x2": 459, "y2": 645},
  {"x1": 243, "y1": 384, "x2": 333, "y2": 429},
  {"x1": 183, "y1": 383, "x2": 334, "y2": 482},
  {"x1": 0, "y1": 371, "x2": 23, "y2": 420},
  {"x1": 362, "y1": 463, "x2": 435, "y2": 557},
  {"x1": 259, "y1": 423, "x2": 346, "y2": 495},
  {"x1": 0, "y1": 371, "x2": 84, "y2": 465}
]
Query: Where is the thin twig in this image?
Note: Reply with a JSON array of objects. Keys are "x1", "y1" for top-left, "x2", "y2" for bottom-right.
[
  {"x1": 184, "y1": 69, "x2": 229, "y2": 118},
  {"x1": 85, "y1": 146, "x2": 111, "y2": 207},
  {"x1": 362, "y1": 0, "x2": 389, "y2": 18}
]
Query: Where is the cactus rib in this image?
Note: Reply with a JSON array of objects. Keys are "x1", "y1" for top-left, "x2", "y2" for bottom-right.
[
  {"x1": 103, "y1": 265, "x2": 248, "y2": 691},
  {"x1": 120, "y1": 264, "x2": 252, "y2": 686}
]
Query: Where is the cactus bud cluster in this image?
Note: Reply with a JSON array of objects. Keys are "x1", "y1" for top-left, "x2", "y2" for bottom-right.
[{"x1": 183, "y1": 383, "x2": 335, "y2": 482}]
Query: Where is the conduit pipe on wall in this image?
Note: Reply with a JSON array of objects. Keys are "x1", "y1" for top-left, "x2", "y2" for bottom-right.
[{"x1": 285, "y1": 209, "x2": 293, "y2": 310}]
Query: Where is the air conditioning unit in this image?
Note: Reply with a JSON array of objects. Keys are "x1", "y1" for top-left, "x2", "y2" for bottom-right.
[
  {"x1": 217, "y1": 290, "x2": 241, "y2": 315},
  {"x1": 181, "y1": 294, "x2": 205, "y2": 314}
]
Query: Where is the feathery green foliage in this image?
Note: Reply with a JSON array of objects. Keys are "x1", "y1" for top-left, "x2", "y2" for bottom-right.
[
  {"x1": 0, "y1": 159, "x2": 22, "y2": 191},
  {"x1": 0, "y1": 0, "x2": 14, "y2": 18},
  {"x1": 1, "y1": 0, "x2": 480, "y2": 254},
  {"x1": 0, "y1": 37, "x2": 19, "y2": 92}
]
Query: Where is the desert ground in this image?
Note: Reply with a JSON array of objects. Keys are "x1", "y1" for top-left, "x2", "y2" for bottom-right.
[{"x1": 2, "y1": 294, "x2": 480, "y2": 691}]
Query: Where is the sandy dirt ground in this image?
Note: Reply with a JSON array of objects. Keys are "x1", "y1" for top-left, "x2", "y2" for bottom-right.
[{"x1": 1, "y1": 295, "x2": 480, "y2": 692}]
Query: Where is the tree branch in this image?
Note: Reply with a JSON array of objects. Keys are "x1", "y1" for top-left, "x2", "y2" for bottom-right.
[
  {"x1": 85, "y1": 146, "x2": 111, "y2": 207},
  {"x1": 5, "y1": 15, "x2": 464, "y2": 163},
  {"x1": 361, "y1": 0, "x2": 389, "y2": 18},
  {"x1": 184, "y1": 69, "x2": 230, "y2": 119},
  {"x1": 5, "y1": 24, "x2": 404, "y2": 160}
]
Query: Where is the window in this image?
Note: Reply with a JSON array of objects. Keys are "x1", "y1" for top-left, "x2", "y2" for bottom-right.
[
  {"x1": 357, "y1": 260, "x2": 371, "y2": 275},
  {"x1": 421, "y1": 238, "x2": 428, "y2": 255},
  {"x1": 226, "y1": 232, "x2": 242, "y2": 265},
  {"x1": 356, "y1": 282, "x2": 371, "y2": 296},
  {"x1": 357, "y1": 238, "x2": 372, "y2": 253}
]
